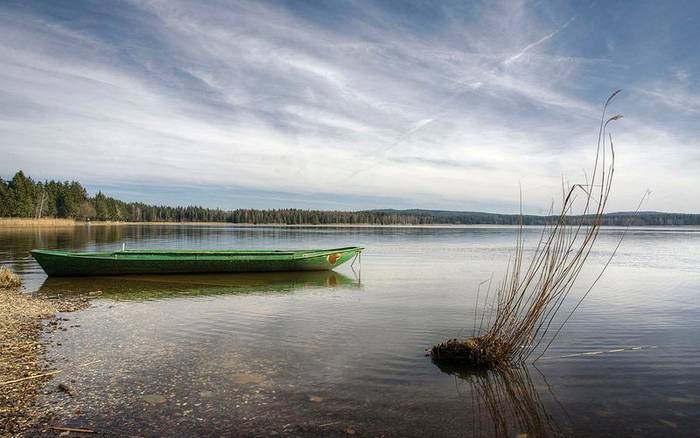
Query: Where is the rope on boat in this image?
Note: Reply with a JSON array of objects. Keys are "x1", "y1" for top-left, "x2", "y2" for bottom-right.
[{"x1": 351, "y1": 252, "x2": 362, "y2": 283}]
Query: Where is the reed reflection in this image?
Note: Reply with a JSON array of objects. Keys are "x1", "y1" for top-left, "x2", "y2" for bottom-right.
[{"x1": 435, "y1": 360, "x2": 568, "y2": 438}]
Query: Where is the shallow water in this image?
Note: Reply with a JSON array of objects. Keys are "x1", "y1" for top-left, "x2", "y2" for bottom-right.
[{"x1": 2, "y1": 225, "x2": 699, "y2": 437}]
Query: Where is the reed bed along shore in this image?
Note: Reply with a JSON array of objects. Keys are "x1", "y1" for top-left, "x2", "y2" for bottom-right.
[
  {"x1": 0, "y1": 218, "x2": 261, "y2": 228},
  {"x1": 0, "y1": 218, "x2": 365, "y2": 228},
  {"x1": 0, "y1": 266, "x2": 90, "y2": 436},
  {"x1": 0, "y1": 218, "x2": 79, "y2": 228},
  {"x1": 432, "y1": 91, "x2": 624, "y2": 369}
]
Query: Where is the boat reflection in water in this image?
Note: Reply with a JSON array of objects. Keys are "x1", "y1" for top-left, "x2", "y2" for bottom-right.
[
  {"x1": 434, "y1": 360, "x2": 568, "y2": 438},
  {"x1": 37, "y1": 270, "x2": 360, "y2": 301}
]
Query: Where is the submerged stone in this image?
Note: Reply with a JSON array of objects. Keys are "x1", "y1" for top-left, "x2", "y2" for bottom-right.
[{"x1": 142, "y1": 394, "x2": 167, "y2": 404}]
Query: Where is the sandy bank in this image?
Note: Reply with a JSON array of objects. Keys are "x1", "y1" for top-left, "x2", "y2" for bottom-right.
[{"x1": 0, "y1": 280, "x2": 89, "y2": 436}]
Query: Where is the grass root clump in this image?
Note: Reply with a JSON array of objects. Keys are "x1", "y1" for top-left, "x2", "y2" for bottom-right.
[{"x1": 431, "y1": 337, "x2": 510, "y2": 369}]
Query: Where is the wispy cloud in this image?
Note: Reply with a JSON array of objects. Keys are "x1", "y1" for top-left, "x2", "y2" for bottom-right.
[
  {"x1": 503, "y1": 16, "x2": 577, "y2": 65},
  {"x1": 0, "y1": 0, "x2": 698, "y2": 212}
]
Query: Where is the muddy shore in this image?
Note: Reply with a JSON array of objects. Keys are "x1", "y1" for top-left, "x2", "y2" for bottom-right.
[{"x1": 0, "y1": 285, "x2": 90, "y2": 436}]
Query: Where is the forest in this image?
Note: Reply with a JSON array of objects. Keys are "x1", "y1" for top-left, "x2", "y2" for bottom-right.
[{"x1": 2, "y1": 171, "x2": 699, "y2": 226}]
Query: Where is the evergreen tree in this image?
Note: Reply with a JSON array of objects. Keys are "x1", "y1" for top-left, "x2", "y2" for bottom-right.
[
  {"x1": 0, "y1": 177, "x2": 9, "y2": 217},
  {"x1": 8, "y1": 171, "x2": 35, "y2": 217}
]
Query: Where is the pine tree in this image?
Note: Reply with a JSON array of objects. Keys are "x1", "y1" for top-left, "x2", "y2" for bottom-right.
[{"x1": 8, "y1": 171, "x2": 36, "y2": 217}]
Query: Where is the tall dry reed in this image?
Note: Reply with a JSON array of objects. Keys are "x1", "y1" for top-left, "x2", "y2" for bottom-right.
[{"x1": 432, "y1": 91, "x2": 624, "y2": 368}]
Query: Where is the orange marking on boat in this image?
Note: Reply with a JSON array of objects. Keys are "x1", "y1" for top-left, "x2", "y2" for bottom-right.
[{"x1": 327, "y1": 253, "x2": 342, "y2": 264}]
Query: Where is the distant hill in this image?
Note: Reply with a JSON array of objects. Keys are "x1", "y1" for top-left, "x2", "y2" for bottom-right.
[
  {"x1": 368, "y1": 209, "x2": 700, "y2": 226},
  {"x1": 2, "y1": 171, "x2": 699, "y2": 226}
]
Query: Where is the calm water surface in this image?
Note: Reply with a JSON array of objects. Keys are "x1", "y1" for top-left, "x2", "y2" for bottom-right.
[{"x1": 1, "y1": 225, "x2": 699, "y2": 437}]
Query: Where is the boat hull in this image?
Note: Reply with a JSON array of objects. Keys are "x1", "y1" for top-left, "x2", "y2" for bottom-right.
[{"x1": 31, "y1": 247, "x2": 363, "y2": 277}]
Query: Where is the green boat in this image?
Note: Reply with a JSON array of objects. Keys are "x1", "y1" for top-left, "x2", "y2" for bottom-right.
[{"x1": 31, "y1": 247, "x2": 363, "y2": 277}]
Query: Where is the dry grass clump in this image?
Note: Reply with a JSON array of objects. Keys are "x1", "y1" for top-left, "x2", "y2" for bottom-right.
[
  {"x1": 0, "y1": 265, "x2": 22, "y2": 289},
  {"x1": 432, "y1": 91, "x2": 624, "y2": 368}
]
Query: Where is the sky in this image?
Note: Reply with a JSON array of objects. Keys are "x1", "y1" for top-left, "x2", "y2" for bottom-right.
[{"x1": 1, "y1": 0, "x2": 698, "y2": 213}]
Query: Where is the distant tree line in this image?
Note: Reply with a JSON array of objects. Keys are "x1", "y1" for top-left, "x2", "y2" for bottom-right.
[
  {"x1": 0, "y1": 171, "x2": 429, "y2": 224},
  {"x1": 2, "y1": 171, "x2": 699, "y2": 226}
]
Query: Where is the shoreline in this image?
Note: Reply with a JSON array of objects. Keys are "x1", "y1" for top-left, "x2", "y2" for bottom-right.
[
  {"x1": 2, "y1": 218, "x2": 700, "y2": 230},
  {"x1": 0, "y1": 284, "x2": 90, "y2": 436}
]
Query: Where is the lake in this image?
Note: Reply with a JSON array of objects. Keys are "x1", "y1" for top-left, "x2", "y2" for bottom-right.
[{"x1": 1, "y1": 225, "x2": 699, "y2": 437}]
